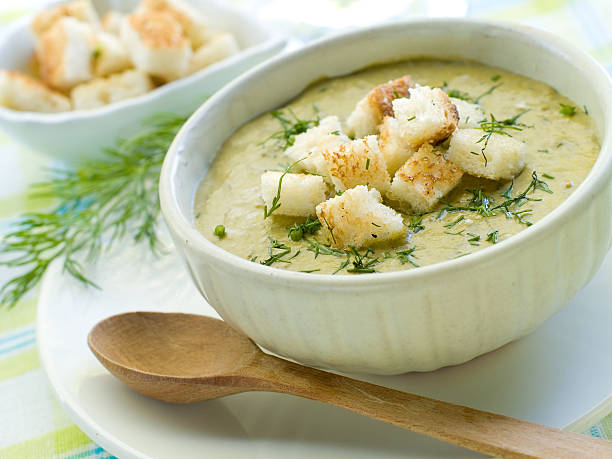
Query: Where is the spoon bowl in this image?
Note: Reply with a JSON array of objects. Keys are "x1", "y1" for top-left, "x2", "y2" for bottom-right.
[{"x1": 89, "y1": 312, "x2": 612, "y2": 458}]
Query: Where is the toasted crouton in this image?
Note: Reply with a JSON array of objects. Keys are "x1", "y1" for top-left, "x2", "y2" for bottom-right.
[
  {"x1": 323, "y1": 135, "x2": 391, "y2": 193},
  {"x1": 140, "y1": 0, "x2": 210, "y2": 49},
  {"x1": 450, "y1": 97, "x2": 486, "y2": 128},
  {"x1": 189, "y1": 33, "x2": 239, "y2": 74},
  {"x1": 71, "y1": 70, "x2": 153, "y2": 110},
  {"x1": 391, "y1": 86, "x2": 458, "y2": 148},
  {"x1": 31, "y1": 0, "x2": 99, "y2": 37},
  {"x1": 446, "y1": 128, "x2": 526, "y2": 180},
  {"x1": 284, "y1": 116, "x2": 349, "y2": 178},
  {"x1": 101, "y1": 11, "x2": 125, "y2": 36},
  {"x1": 0, "y1": 70, "x2": 71, "y2": 113},
  {"x1": 261, "y1": 172, "x2": 327, "y2": 217},
  {"x1": 93, "y1": 32, "x2": 132, "y2": 77},
  {"x1": 316, "y1": 185, "x2": 404, "y2": 249},
  {"x1": 378, "y1": 116, "x2": 415, "y2": 175},
  {"x1": 37, "y1": 17, "x2": 96, "y2": 90},
  {"x1": 346, "y1": 75, "x2": 414, "y2": 138},
  {"x1": 121, "y1": 10, "x2": 192, "y2": 81},
  {"x1": 389, "y1": 144, "x2": 463, "y2": 213}
]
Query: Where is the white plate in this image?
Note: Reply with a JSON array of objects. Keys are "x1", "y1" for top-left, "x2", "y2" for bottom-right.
[{"x1": 37, "y1": 240, "x2": 612, "y2": 458}]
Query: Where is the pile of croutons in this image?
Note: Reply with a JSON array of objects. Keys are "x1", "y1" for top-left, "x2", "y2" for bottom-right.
[
  {"x1": 0, "y1": 0, "x2": 239, "y2": 113},
  {"x1": 261, "y1": 76, "x2": 526, "y2": 249}
]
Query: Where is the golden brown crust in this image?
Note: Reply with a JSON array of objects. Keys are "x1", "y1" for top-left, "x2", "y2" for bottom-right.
[
  {"x1": 128, "y1": 11, "x2": 187, "y2": 49},
  {"x1": 38, "y1": 24, "x2": 68, "y2": 88},
  {"x1": 367, "y1": 75, "x2": 414, "y2": 120},
  {"x1": 142, "y1": 0, "x2": 193, "y2": 37},
  {"x1": 395, "y1": 144, "x2": 463, "y2": 198},
  {"x1": 31, "y1": 0, "x2": 96, "y2": 36},
  {"x1": 430, "y1": 88, "x2": 459, "y2": 145}
]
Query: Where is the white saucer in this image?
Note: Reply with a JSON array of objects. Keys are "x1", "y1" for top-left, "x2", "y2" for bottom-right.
[{"x1": 37, "y1": 241, "x2": 612, "y2": 458}]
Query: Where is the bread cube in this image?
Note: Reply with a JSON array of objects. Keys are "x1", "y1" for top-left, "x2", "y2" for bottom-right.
[
  {"x1": 450, "y1": 97, "x2": 486, "y2": 128},
  {"x1": 391, "y1": 86, "x2": 458, "y2": 148},
  {"x1": 378, "y1": 116, "x2": 415, "y2": 175},
  {"x1": 31, "y1": 0, "x2": 99, "y2": 37},
  {"x1": 189, "y1": 33, "x2": 239, "y2": 74},
  {"x1": 71, "y1": 70, "x2": 153, "y2": 110},
  {"x1": 284, "y1": 115, "x2": 349, "y2": 178},
  {"x1": 37, "y1": 17, "x2": 96, "y2": 90},
  {"x1": 389, "y1": 144, "x2": 463, "y2": 213},
  {"x1": 346, "y1": 75, "x2": 414, "y2": 138},
  {"x1": 0, "y1": 70, "x2": 71, "y2": 113},
  {"x1": 140, "y1": 0, "x2": 210, "y2": 48},
  {"x1": 101, "y1": 11, "x2": 125, "y2": 36},
  {"x1": 121, "y1": 10, "x2": 192, "y2": 81},
  {"x1": 316, "y1": 185, "x2": 404, "y2": 249},
  {"x1": 260, "y1": 171, "x2": 327, "y2": 217},
  {"x1": 446, "y1": 128, "x2": 526, "y2": 180},
  {"x1": 93, "y1": 32, "x2": 132, "y2": 77},
  {"x1": 323, "y1": 135, "x2": 391, "y2": 193}
]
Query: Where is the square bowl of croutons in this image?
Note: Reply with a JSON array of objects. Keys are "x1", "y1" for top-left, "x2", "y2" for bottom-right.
[
  {"x1": 159, "y1": 19, "x2": 612, "y2": 375},
  {"x1": 0, "y1": 0, "x2": 285, "y2": 162}
]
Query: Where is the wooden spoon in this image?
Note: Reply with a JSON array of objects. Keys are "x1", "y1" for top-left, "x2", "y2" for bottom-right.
[{"x1": 88, "y1": 312, "x2": 612, "y2": 458}]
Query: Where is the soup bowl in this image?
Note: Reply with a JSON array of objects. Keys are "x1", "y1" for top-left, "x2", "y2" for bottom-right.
[{"x1": 160, "y1": 19, "x2": 612, "y2": 375}]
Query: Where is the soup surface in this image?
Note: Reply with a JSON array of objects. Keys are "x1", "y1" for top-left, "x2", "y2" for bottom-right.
[{"x1": 194, "y1": 59, "x2": 599, "y2": 274}]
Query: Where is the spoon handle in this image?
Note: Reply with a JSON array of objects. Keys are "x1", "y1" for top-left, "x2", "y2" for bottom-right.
[{"x1": 248, "y1": 354, "x2": 612, "y2": 458}]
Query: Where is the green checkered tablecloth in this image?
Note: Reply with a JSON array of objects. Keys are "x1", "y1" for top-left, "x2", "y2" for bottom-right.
[{"x1": 1, "y1": 1, "x2": 612, "y2": 457}]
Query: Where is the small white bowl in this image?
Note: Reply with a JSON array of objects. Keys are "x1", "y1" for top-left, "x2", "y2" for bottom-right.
[
  {"x1": 160, "y1": 19, "x2": 612, "y2": 375},
  {"x1": 0, "y1": 0, "x2": 285, "y2": 162}
]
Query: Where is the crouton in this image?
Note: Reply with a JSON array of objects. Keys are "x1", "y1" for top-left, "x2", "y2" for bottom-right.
[
  {"x1": 391, "y1": 86, "x2": 458, "y2": 148},
  {"x1": 316, "y1": 185, "x2": 404, "y2": 249},
  {"x1": 389, "y1": 144, "x2": 463, "y2": 213},
  {"x1": 71, "y1": 70, "x2": 153, "y2": 110},
  {"x1": 37, "y1": 17, "x2": 96, "y2": 90},
  {"x1": 0, "y1": 70, "x2": 71, "y2": 113},
  {"x1": 446, "y1": 128, "x2": 526, "y2": 180},
  {"x1": 31, "y1": 0, "x2": 99, "y2": 37},
  {"x1": 346, "y1": 75, "x2": 414, "y2": 138},
  {"x1": 260, "y1": 171, "x2": 327, "y2": 217},
  {"x1": 450, "y1": 97, "x2": 486, "y2": 128},
  {"x1": 284, "y1": 116, "x2": 349, "y2": 178},
  {"x1": 189, "y1": 33, "x2": 239, "y2": 74},
  {"x1": 140, "y1": 0, "x2": 210, "y2": 49},
  {"x1": 378, "y1": 116, "x2": 415, "y2": 175},
  {"x1": 101, "y1": 11, "x2": 125, "y2": 36},
  {"x1": 93, "y1": 32, "x2": 132, "y2": 77},
  {"x1": 323, "y1": 135, "x2": 391, "y2": 193},
  {"x1": 121, "y1": 10, "x2": 192, "y2": 81}
]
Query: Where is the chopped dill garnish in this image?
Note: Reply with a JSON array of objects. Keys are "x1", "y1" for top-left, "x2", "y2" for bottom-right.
[
  {"x1": 442, "y1": 82, "x2": 502, "y2": 104},
  {"x1": 346, "y1": 246, "x2": 379, "y2": 273},
  {"x1": 475, "y1": 112, "x2": 527, "y2": 166},
  {"x1": 195, "y1": 212, "x2": 201, "y2": 219},
  {"x1": 213, "y1": 224, "x2": 226, "y2": 238},
  {"x1": 443, "y1": 215, "x2": 465, "y2": 229},
  {"x1": 466, "y1": 232, "x2": 481, "y2": 246},
  {"x1": 263, "y1": 158, "x2": 305, "y2": 219},
  {"x1": 396, "y1": 247, "x2": 419, "y2": 267},
  {"x1": 365, "y1": 158, "x2": 370, "y2": 170},
  {"x1": 288, "y1": 217, "x2": 321, "y2": 241},
  {"x1": 304, "y1": 238, "x2": 345, "y2": 258},
  {"x1": 321, "y1": 215, "x2": 336, "y2": 245},
  {"x1": 330, "y1": 130, "x2": 341, "y2": 135},
  {"x1": 406, "y1": 116, "x2": 416, "y2": 121},
  {"x1": 491, "y1": 74, "x2": 501, "y2": 82},
  {"x1": 542, "y1": 173, "x2": 555, "y2": 179},
  {"x1": 537, "y1": 149, "x2": 549, "y2": 153},
  {"x1": 584, "y1": 105, "x2": 589, "y2": 115},
  {"x1": 559, "y1": 103, "x2": 576, "y2": 117},
  {"x1": 300, "y1": 269, "x2": 320, "y2": 273},
  {"x1": 261, "y1": 106, "x2": 320, "y2": 150},
  {"x1": 408, "y1": 214, "x2": 425, "y2": 233},
  {"x1": 473, "y1": 83, "x2": 502, "y2": 104},
  {"x1": 0, "y1": 113, "x2": 187, "y2": 309},
  {"x1": 260, "y1": 237, "x2": 294, "y2": 266},
  {"x1": 486, "y1": 230, "x2": 499, "y2": 244}
]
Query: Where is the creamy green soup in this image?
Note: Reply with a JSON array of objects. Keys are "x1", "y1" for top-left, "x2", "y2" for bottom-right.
[{"x1": 194, "y1": 59, "x2": 599, "y2": 274}]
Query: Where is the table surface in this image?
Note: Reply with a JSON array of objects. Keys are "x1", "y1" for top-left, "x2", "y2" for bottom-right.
[{"x1": 1, "y1": 1, "x2": 612, "y2": 458}]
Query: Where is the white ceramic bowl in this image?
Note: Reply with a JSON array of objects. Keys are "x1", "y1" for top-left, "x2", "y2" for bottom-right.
[
  {"x1": 0, "y1": 0, "x2": 284, "y2": 162},
  {"x1": 160, "y1": 19, "x2": 612, "y2": 375}
]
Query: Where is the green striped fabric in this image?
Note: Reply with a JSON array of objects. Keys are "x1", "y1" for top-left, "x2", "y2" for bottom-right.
[{"x1": 1, "y1": 1, "x2": 611, "y2": 457}]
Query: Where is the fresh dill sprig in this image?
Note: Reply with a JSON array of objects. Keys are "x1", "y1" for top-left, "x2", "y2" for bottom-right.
[
  {"x1": 260, "y1": 237, "x2": 297, "y2": 266},
  {"x1": 396, "y1": 247, "x2": 419, "y2": 267},
  {"x1": 474, "y1": 112, "x2": 527, "y2": 166},
  {"x1": 260, "y1": 105, "x2": 320, "y2": 151},
  {"x1": 486, "y1": 230, "x2": 499, "y2": 244},
  {"x1": 559, "y1": 103, "x2": 576, "y2": 117},
  {"x1": 263, "y1": 158, "x2": 305, "y2": 219},
  {"x1": 288, "y1": 217, "x2": 322, "y2": 241},
  {"x1": 408, "y1": 214, "x2": 425, "y2": 233},
  {"x1": 442, "y1": 82, "x2": 502, "y2": 104},
  {"x1": 346, "y1": 246, "x2": 380, "y2": 273},
  {"x1": 0, "y1": 113, "x2": 187, "y2": 309},
  {"x1": 304, "y1": 238, "x2": 345, "y2": 258}
]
